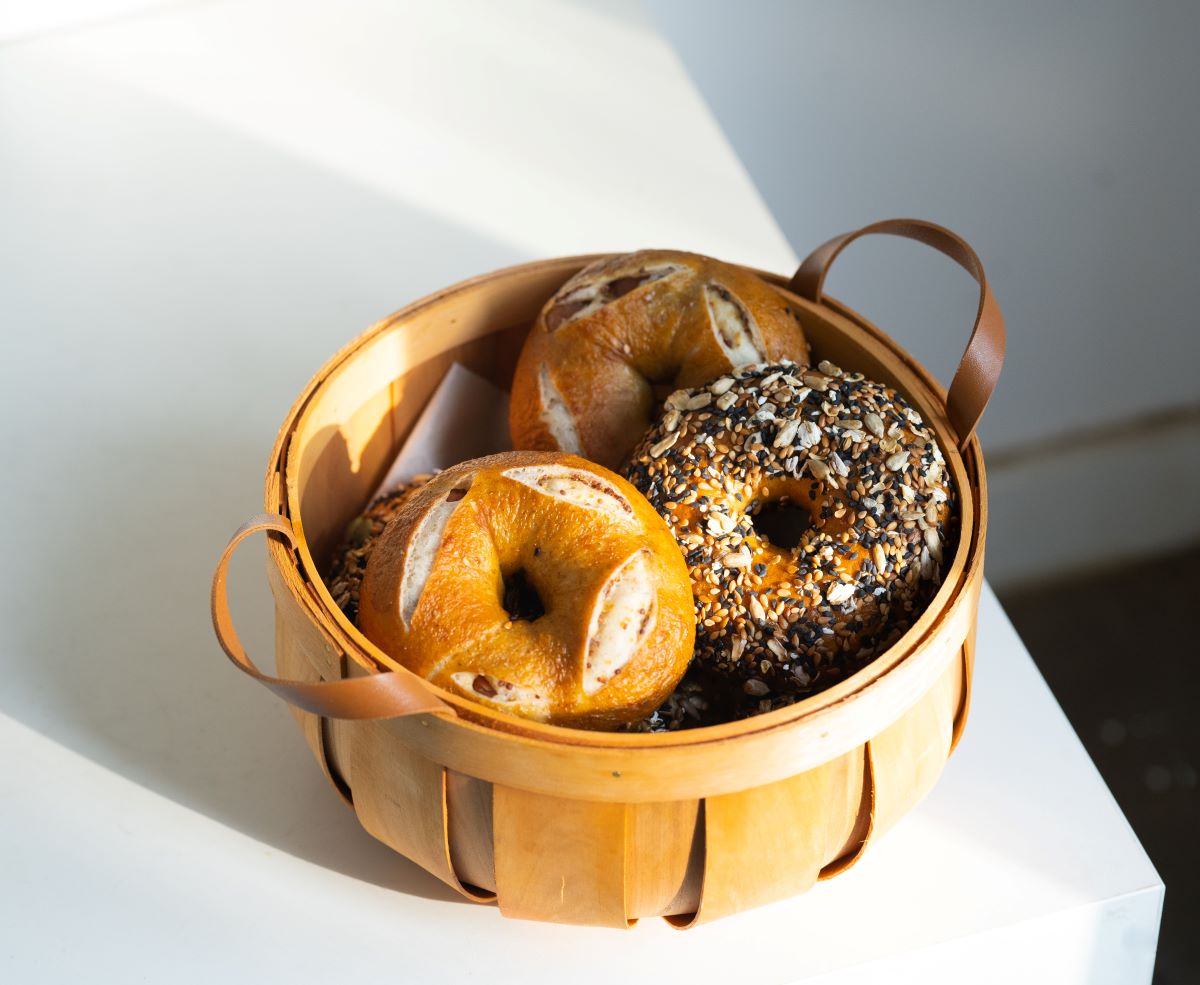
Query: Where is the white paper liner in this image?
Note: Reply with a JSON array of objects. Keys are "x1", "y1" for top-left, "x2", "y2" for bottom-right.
[{"x1": 372, "y1": 363, "x2": 512, "y2": 499}]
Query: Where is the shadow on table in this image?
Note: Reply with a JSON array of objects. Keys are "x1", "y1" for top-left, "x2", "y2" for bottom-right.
[
  {"x1": 4, "y1": 426, "x2": 475, "y2": 904},
  {"x1": 0, "y1": 58, "x2": 538, "y2": 904}
]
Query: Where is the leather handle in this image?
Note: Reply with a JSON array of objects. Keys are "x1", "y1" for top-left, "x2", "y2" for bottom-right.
[
  {"x1": 211, "y1": 513, "x2": 454, "y2": 721},
  {"x1": 788, "y1": 218, "x2": 1005, "y2": 451}
]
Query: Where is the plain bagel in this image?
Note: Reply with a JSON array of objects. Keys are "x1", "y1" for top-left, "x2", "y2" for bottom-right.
[
  {"x1": 509, "y1": 250, "x2": 810, "y2": 469},
  {"x1": 358, "y1": 451, "x2": 695, "y2": 728}
]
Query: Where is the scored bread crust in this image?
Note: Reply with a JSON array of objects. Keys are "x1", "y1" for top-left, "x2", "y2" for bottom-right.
[
  {"x1": 510, "y1": 250, "x2": 811, "y2": 469},
  {"x1": 358, "y1": 450, "x2": 695, "y2": 729}
]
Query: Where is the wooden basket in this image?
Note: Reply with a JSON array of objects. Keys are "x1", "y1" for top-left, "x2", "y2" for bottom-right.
[{"x1": 211, "y1": 219, "x2": 1004, "y2": 927}]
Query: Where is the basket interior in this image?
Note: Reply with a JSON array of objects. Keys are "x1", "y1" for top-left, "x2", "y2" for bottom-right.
[{"x1": 275, "y1": 257, "x2": 977, "y2": 749}]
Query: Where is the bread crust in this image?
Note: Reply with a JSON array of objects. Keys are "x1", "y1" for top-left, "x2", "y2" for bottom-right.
[
  {"x1": 510, "y1": 251, "x2": 810, "y2": 469},
  {"x1": 359, "y1": 451, "x2": 695, "y2": 729}
]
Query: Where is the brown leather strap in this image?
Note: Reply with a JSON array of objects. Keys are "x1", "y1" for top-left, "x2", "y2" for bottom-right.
[
  {"x1": 211, "y1": 513, "x2": 454, "y2": 720},
  {"x1": 789, "y1": 218, "x2": 1005, "y2": 451}
]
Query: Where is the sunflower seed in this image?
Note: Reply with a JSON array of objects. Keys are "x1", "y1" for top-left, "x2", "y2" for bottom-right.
[
  {"x1": 798, "y1": 420, "x2": 821, "y2": 448},
  {"x1": 663, "y1": 409, "x2": 681, "y2": 432},
  {"x1": 873, "y1": 543, "x2": 887, "y2": 572},
  {"x1": 766, "y1": 638, "x2": 787, "y2": 660},
  {"x1": 719, "y1": 547, "x2": 752, "y2": 568},
  {"x1": 760, "y1": 371, "x2": 783, "y2": 387},
  {"x1": 710, "y1": 376, "x2": 735, "y2": 395},
  {"x1": 886, "y1": 451, "x2": 909, "y2": 471},
  {"x1": 809, "y1": 457, "x2": 831, "y2": 480},
  {"x1": 924, "y1": 526, "x2": 943, "y2": 561},
  {"x1": 743, "y1": 678, "x2": 770, "y2": 697},
  {"x1": 650, "y1": 431, "x2": 679, "y2": 457},
  {"x1": 748, "y1": 595, "x2": 767, "y2": 621},
  {"x1": 715, "y1": 390, "x2": 738, "y2": 410},
  {"x1": 802, "y1": 372, "x2": 831, "y2": 391},
  {"x1": 731, "y1": 636, "x2": 747, "y2": 662},
  {"x1": 684, "y1": 392, "x2": 713, "y2": 410},
  {"x1": 773, "y1": 420, "x2": 800, "y2": 448},
  {"x1": 707, "y1": 512, "x2": 736, "y2": 536},
  {"x1": 817, "y1": 359, "x2": 843, "y2": 377},
  {"x1": 830, "y1": 452, "x2": 850, "y2": 477},
  {"x1": 826, "y1": 582, "x2": 855, "y2": 605},
  {"x1": 865, "y1": 412, "x2": 884, "y2": 438},
  {"x1": 920, "y1": 545, "x2": 936, "y2": 579}
]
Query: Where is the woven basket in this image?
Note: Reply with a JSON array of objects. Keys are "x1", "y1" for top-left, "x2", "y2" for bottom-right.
[{"x1": 212, "y1": 219, "x2": 1004, "y2": 927}]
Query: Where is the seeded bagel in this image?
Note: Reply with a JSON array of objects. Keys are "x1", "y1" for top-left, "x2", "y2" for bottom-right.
[
  {"x1": 624, "y1": 360, "x2": 955, "y2": 714},
  {"x1": 327, "y1": 477, "x2": 433, "y2": 624},
  {"x1": 509, "y1": 250, "x2": 810, "y2": 469},
  {"x1": 358, "y1": 451, "x2": 695, "y2": 729}
]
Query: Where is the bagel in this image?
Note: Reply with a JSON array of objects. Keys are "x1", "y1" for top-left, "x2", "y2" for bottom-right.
[
  {"x1": 510, "y1": 250, "x2": 810, "y2": 469},
  {"x1": 624, "y1": 360, "x2": 955, "y2": 713},
  {"x1": 327, "y1": 477, "x2": 432, "y2": 625},
  {"x1": 358, "y1": 451, "x2": 695, "y2": 728}
]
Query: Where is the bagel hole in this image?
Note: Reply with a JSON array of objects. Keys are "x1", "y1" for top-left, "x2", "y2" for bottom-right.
[
  {"x1": 752, "y1": 499, "x2": 812, "y2": 550},
  {"x1": 502, "y1": 568, "x2": 545, "y2": 623},
  {"x1": 651, "y1": 381, "x2": 677, "y2": 403}
]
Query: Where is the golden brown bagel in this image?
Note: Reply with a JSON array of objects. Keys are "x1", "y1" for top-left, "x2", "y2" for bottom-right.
[
  {"x1": 358, "y1": 451, "x2": 695, "y2": 729},
  {"x1": 510, "y1": 250, "x2": 810, "y2": 469},
  {"x1": 624, "y1": 360, "x2": 955, "y2": 715}
]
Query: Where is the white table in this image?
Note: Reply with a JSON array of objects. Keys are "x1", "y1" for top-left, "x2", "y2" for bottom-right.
[{"x1": 0, "y1": 2, "x2": 1162, "y2": 982}]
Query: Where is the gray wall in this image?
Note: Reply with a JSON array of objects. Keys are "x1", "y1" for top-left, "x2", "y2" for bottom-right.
[{"x1": 650, "y1": 0, "x2": 1200, "y2": 585}]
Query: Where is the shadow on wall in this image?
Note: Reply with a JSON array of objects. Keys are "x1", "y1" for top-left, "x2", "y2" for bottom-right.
[{"x1": 649, "y1": 0, "x2": 1200, "y2": 590}]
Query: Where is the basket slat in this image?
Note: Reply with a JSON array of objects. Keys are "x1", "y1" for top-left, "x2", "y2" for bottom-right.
[
  {"x1": 625, "y1": 799, "x2": 703, "y2": 918},
  {"x1": 867, "y1": 656, "x2": 959, "y2": 840},
  {"x1": 493, "y1": 787, "x2": 631, "y2": 927},
  {"x1": 445, "y1": 771, "x2": 497, "y2": 893},
  {"x1": 348, "y1": 727, "x2": 495, "y2": 902},
  {"x1": 951, "y1": 618, "x2": 979, "y2": 753},
  {"x1": 688, "y1": 748, "x2": 865, "y2": 925},
  {"x1": 270, "y1": 561, "x2": 351, "y2": 803}
]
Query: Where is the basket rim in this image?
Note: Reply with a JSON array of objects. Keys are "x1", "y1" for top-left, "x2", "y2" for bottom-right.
[{"x1": 265, "y1": 254, "x2": 986, "y2": 756}]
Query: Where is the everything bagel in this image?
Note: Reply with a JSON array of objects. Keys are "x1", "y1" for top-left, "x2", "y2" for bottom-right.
[
  {"x1": 509, "y1": 250, "x2": 810, "y2": 469},
  {"x1": 358, "y1": 451, "x2": 695, "y2": 728},
  {"x1": 624, "y1": 360, "x2": 955, "y2": 713}
]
